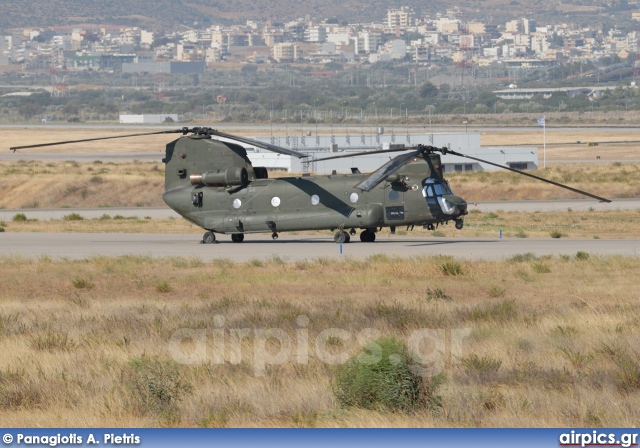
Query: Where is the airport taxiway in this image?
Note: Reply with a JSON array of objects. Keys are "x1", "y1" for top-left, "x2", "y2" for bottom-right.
[{"x1": 1, "y1": 232, "x2": 638, "y2": 262}]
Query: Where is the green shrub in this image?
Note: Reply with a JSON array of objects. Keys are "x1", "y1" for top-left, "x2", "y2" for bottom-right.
[
  {"x1": 12, "y1": 213, "x2": 27, "y2": 222},
  {"x1": 124, "y1": 355, "x2": 192, "y2": 417},
  {"x1": 532, "y1": 262, "x2": 551, "y2": 274},
  {"x1": 550, "y1": 230, "x2": 565, "y2": 238},
  {"x1": 63, "y1": 213, "x2": 84, "y2": 221},
  {"x1": 509, "y1": 253, "x2": 537, "y2": 262},
  {"x1": 487, "y1": 284, "x2": 506, "y2": 298},
  {"x1": 461, "y1": 354, "x2": 503, "y2": 374},
  {"x1": 333, "y1": 337, "x2": 442, "y2": 412},
  {"x1": 441, "y1": 260, "x2": 463, "y2": 276},
  {"x1": 576, "y1": 251, "x2": 590, "y2": 260},
  {"x1": 426, "y1": 288, "x2": 452, "y2": 301},
  {"x1": 156, "y1": 281, "x2": 172, "y2": 293},
  {"x1": 72, "y1": 278, "x2": 94, "y2": 290}
]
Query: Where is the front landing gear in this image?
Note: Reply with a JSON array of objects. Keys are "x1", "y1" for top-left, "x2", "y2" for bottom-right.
[
  {"x1": 334, "y1": 230, "x2": 350, "y2": 244},
  {"x1": 202, "y1": 231, "x2": 216, "y2": 244},
  {"x1": 455, "y1": 219, "x2": 464, "y2": 230}
]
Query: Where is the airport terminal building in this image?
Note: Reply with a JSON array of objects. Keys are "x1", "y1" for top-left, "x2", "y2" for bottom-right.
[{"x1": 232, "y1": 131, "x2": 538, "y2": 174}]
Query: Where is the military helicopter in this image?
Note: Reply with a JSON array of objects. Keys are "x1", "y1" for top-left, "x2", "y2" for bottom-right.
[{"x1": 11, "y1": 126, "x2": 610, "y2": 244}]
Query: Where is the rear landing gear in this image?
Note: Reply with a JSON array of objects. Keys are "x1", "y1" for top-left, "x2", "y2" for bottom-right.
[
  {"x1": 334, "y1": 231, "x2": 350, "y2": 244},
  {"x1": 272, "y1": 232, "x2": 279, "y2": 240},
  {"x1": 360, "y1": 229, "x2": 376, "y2": 242},
  {"x1": 202, "y1": 231, "x2": 216, "y2": 244},
  {"x1": 231, "y1": 234, "x2": 244, "y2": 243},
  {"x1": 455, "y1": 219, "x2": 464, "y2": 230}
]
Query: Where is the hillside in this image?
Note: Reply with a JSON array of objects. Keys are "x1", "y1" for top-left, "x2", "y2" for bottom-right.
[{"x1": 0, "y1": 0, "x2": 592, "y2": 32}]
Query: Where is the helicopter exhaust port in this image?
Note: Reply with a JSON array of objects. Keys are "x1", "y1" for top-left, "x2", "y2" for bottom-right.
[
  {"x1": 190, "y1": 167, "x2": 248, "y2": 187},
  {"x1": 455, "y1": 219, "x2": 464, "y2": 230}
]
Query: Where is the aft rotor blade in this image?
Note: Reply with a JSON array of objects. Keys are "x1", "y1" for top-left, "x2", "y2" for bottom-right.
[
  {"x1": 208, "y1": 129, "x2": 308, "y2": 159},
  {"x1": 354, "y1": 150, "x2": 421, "y2": 192},
  {"x1": 447, "y1": 149, "x2": 612, "y2": 203},
  {"x1": 10, "y1": 129, "x2": 185, "y2": 151},
  {"x1": 312, "y1": 146, "x2": 419, "y2": 163}
]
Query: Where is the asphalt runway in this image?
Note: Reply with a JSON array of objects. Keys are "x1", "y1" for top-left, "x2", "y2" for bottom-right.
[{"x1": 1, "y1": 232, "x2": 638, "y2": 262}]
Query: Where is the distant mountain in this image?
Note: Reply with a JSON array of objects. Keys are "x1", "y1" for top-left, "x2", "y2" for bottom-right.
[
  {"x1": 0, "y1": 0, "x2": 518, "y2": 32},
  {"x1": 0, "y1": 0, "x2": 609, "y2": 33}
]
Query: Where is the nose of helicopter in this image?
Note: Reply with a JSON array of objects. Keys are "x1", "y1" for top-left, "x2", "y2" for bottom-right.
[
  {"x1": 439, "y1": 194, "x2": 468, "y2": 217},
  {"x1": 452, "y1": 195, "x2": 468, "y2": 216}
]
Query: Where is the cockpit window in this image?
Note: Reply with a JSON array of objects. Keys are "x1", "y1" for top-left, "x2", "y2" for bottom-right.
[{"x1": 422, "y1": 178, "x2": 451, "y2": 197}]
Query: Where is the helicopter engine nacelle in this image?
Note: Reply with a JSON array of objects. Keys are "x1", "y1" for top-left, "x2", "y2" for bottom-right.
[
  {"x1": 385, "y1": 173, "x2": 401, "y2": 183},
  {"x1": 190, "y1": 167, "x2": 249, "y2": 188}
]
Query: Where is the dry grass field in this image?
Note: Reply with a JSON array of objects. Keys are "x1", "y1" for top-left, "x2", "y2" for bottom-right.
[
  {"x1": 0, "y1": 254, "x2": 639, "y2": 427},
  {"x1": 479, "y1": 129, "x2": 640, "y2": 160},
  {"x1": 0, "y1": 160, "x2": 166, "y2": 209}
]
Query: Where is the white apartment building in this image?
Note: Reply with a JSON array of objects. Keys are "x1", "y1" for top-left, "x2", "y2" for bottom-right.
[
  {"x1": 386, "y1": 7, "x2": 415, "y2": 29},
  {"x1": 304, "y1": 26, "x2": 327, "y2": 43},
  {"x1": 140, "y1": 30, "x2": 154, "y2": 46},
  {"x1": 272, "y1": 42, "x2": 298, "y2": 62},
  {"x1": 505, "y1": 20, "x2": 521, "y2": 33},
  {"x1": 355, "y1": 31, "x2": 382, "y2": 53}
]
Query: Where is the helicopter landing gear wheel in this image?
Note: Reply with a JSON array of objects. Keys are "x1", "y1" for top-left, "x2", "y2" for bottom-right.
[
  {"x1": 231, "y1": 234, "x2": 244, "y2": 243},
  {"x1": 334, "y1": 231, "x2": 349, "y2": 244},
  {"x1": 272, "y1": 232, "x2": 279, "y2": 240},
  {"x1": 455, "y1": 219, "x2": 464, "y2": 230},
  {"x1": 360, "y1": 229, "x2": 376, "y2": 242},
  {"x1": 202, "y1": 231, "x2": 216, "y2": 244}
]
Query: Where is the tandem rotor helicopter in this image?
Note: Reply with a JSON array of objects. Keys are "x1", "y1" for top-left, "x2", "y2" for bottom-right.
[{"x1": 11, "y1": 127, "x2": 610, "y2": 244}]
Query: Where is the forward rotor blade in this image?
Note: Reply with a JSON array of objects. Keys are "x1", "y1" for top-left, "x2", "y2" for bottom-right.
[
  {"x1": 447, "y1": 149, "x2": 612, "y2": 203},
  {"x1": 354, "y1": 150, "x2": 421, "y2": 192},
  {"x1": 10, "y1": 129, "x2": 185, "y2": 151},
  {"x1": 207, "y1": 129, "x2": 308, "y2": 158}
]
